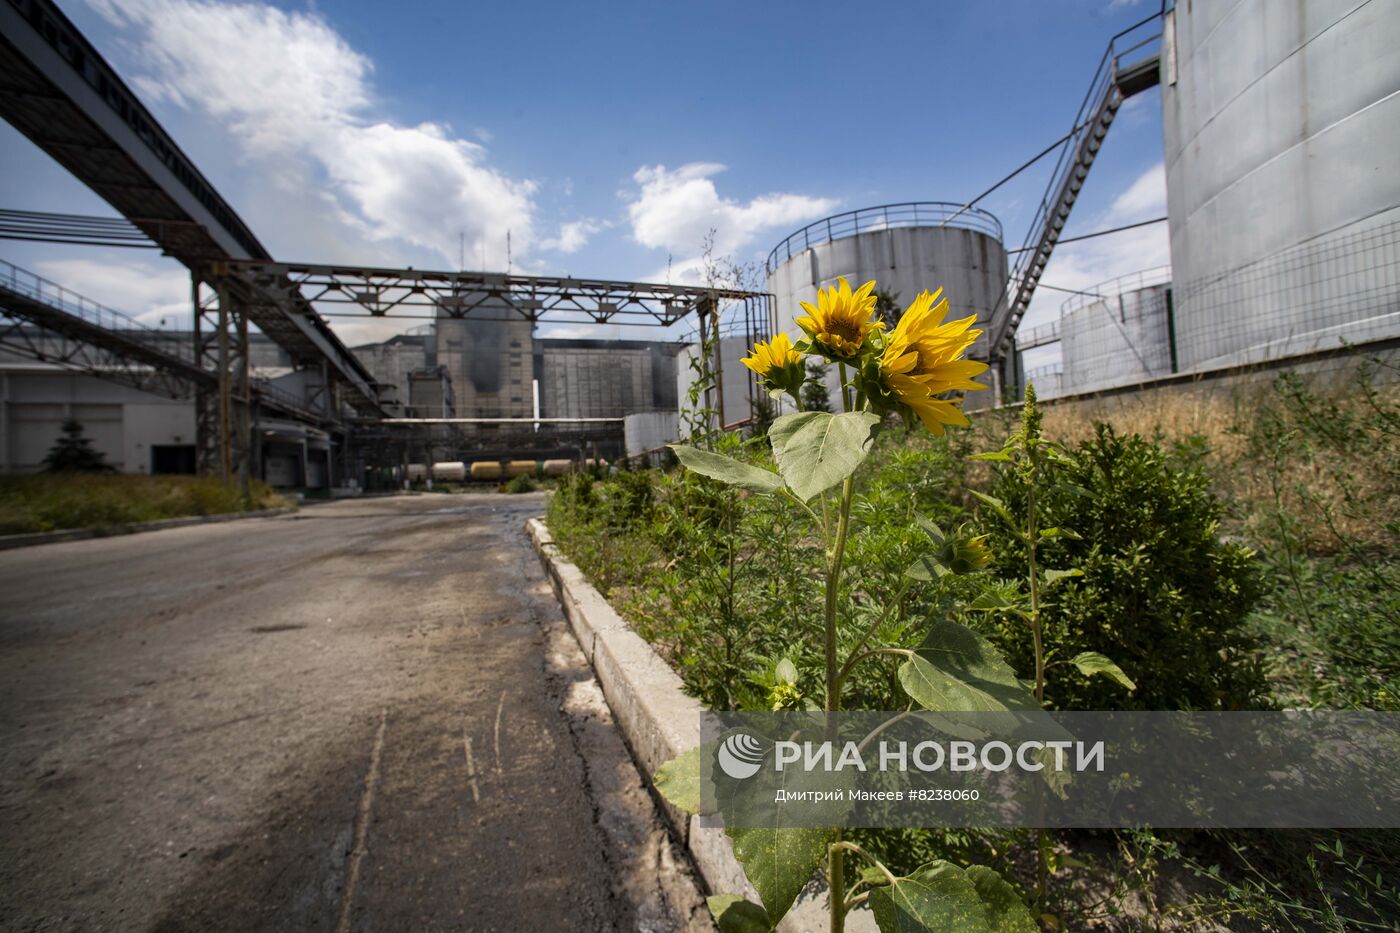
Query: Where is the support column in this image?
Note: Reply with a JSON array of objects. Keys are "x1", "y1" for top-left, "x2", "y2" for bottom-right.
[{"x1": 194, "y1": 268, "x2": 252, "y2": 483}]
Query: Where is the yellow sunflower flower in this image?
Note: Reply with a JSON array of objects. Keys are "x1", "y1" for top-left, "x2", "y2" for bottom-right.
[
  {"x1": 795, "y1": 276, "x2": 882, "y2": 359},
  {"x1": 740, "y1": 331, "x2": 805, "y2": 400},
  {"x1": 878, "y1": 289, "x2": 989, "y2": 435},
  {"x1": 740, "y1": 331, "x2": 802, "y2": 378}
]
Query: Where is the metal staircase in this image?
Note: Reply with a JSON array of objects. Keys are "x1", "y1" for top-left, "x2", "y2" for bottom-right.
[{"x1": 989, "y1": 14, "x2": 1166, "y2": 386}]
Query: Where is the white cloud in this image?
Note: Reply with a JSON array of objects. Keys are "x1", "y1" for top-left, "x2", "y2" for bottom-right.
[
  {"x1": 86, "y1": 0, "x2": 535, "y2": 269},
  {"x1": 540, "y1": 219, "x2": 606, "y2": 254},
  {"x1": 626, "y1": 163, "x2": 837, "y2": 282},
  {"x1": 34, "y1": 257, "x2": 191, "y2": 328},
  {"x1": 1106, "y1": 161, "x2": 1166, "y2": 223}
]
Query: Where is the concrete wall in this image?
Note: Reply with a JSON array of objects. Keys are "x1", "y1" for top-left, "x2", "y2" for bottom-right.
[
  {"x1": 1161, "y1": 0, "x2": 1400, "y2": 372},
  {"x1": 537, "y1": 341, "x2": 678, "y2": 419},
  {"x1": 436, "y1": 310, "x2": 535, "y2": 419},
  {"x1": 0, "y1": 368, "x2": 194, "y2": 473},
  {"x1": 766, "y1": 224, "x2": 1009, "y2": 360}
]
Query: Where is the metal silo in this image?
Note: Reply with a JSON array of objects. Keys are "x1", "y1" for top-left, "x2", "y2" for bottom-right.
[
  {"x1": 1161, "y1": 0, "x2": 1400, "y2": 372},
  {"x1": 1059, "y1": 267, "x2": 1174, "y2": 395},
  {"x1": 765, "y1": 203, "x2": 1009, "y2": 363}
]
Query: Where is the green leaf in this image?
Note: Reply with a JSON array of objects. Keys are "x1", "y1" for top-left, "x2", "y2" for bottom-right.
[
  {"x1": 964, "y1": 866, "x2": 1037, "y2": 932},
  {"x1": 898, "y1": 621, "x2": 1041, "y2": 713},
  {"x1": 653, "y1": 746, "x2": 702, "y2": 814},
  {"x1": 914, "y1": 514, "x2": 947, "y2": 543},
  {"x1": 905, "y1": 554, "x2": 950, "y2": 581},
  {"x1": 774, "y1": 658, "x2": 798, "y2": 685},
  {"x1": 965, "y1": 590, "x2": 1017, "y2": 611},
  {"x1": 968, "y1": 450, "x2": 1013, "y2": 462},
  {"x1": 969, "y1": 491, "x2": 1018, "y2": 531},
  {"x1": 707, "y1": 894, "x2": 771, "y2": 933},
  {"x1": 727, "y1": 825, "x2": 837, "y2": 924},
  {"x1": 1042, "y1": 568, "x2": 1083, "y2": 587},
  {"x1": 1069, "y1": 651, "x2": 1136, "y2": 691},
  {"x1": 669, "y1": 445, "x2": 784, "y2": 494},
  {"x1": 767, "y1": 410, "x2": 881, "y2": 501},
  {"x1": 1038, "y1": 526, "x2": 1082, "y2": 541},
  {"x1": 869, "y1": 863, "x2": 993, "y2": 932}
]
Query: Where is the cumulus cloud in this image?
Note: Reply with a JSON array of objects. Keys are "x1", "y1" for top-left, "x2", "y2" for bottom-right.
[
  {"x1": 540, "y1": 219, "x2": 606, "y2": 254},
  {"x1": 87, "y1": 0, "x2": 535, "y2": 269},
  {"x1": 34, "y1": 257, "x2": 192, "y2": 328},
  {"x1": 626, "y1": 163, "x2": 837, "y2": 282}
]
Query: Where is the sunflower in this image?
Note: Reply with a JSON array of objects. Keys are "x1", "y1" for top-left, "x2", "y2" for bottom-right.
[
  {"x1": 795, "y1": 276, "x2": 882, "y2": 359},
  {"x1": 877, "y1": 289, "x2": 989, "y2": 435},
  {"x1": 740, "y1": 331, "x2": 805, "y2": 399},
  {"x1": 740, "y1": 331, "x2": 802, "y2": 378}
]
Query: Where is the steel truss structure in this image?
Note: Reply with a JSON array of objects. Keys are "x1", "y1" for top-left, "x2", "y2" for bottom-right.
[{"x1": 222, "y1": 260, "x2": 767, "y2": 328}]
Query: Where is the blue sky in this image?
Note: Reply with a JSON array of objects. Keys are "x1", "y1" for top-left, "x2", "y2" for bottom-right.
[{"x1": 0, "y1": 0, "x2": 1170, "y2": 351}]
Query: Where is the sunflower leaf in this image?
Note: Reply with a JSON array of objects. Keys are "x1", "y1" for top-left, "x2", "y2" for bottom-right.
[
  {"x1": 653, "y1": 746, "x2": 703, "y2": 814},
  {"x1": 1069, "y1": 651, "x2": 1137, "y2": 691},
  {"x1": 898, "y1": 620, "x2": 1042, "y2": 713},
  {"x1": 768, "y1": 411, "x2": 881, "y2": 501},
  {"x1": 669, "y1": 445, "x2": 784, "y2": 494},
  {"x1": 706, "y1": 894, "x2": 771, "y2": 933}
]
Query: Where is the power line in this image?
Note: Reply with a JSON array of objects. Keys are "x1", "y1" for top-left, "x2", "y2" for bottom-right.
[{"x1": 1006, "y1": 216, "x2": 1168, "y2": 254}]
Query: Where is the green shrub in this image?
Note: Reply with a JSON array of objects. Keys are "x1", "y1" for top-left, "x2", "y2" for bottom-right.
[
  {"x1": 502, "y1": 474, "x2": 536, "y2": 494},
  {"x1": 981, "y1": 424, "x2": 1268, "y2": 710}
]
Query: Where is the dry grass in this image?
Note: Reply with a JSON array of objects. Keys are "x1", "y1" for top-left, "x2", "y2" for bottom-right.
[{"x1": 1034, "y1": 366, "x2": 1400, "y2": 556}]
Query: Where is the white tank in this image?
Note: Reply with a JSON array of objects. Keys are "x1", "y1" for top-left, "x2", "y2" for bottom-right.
[
  {"x1": 431, "y1": 461, "x2": 467, "y2": 482},
  {"x1": 624, "y1": 410, "x2": 680, "y2": 457},
  {"x1": 766, "y1": 204, "x2": 1009, "y2": 362},
  {"x1": 1059, "y1": 268, "x2": 1173, "y2": 395},
  {"x1": 1161, "y1": 0, "x2": 1400, "y2": 371}
]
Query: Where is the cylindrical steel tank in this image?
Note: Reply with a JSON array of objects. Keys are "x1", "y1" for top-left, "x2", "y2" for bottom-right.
[
  {"x1": 1161, "y1": 0, "x2": 1400, "y2": 372},
  {"x1": 1059, "y1": 267, "x2": 1173, "y2": 395},
  {"x1": 470, "y1": 461, "x2": 502, "y2": 481},
  {"x1": 505, "y1": 460, "x2": 537, "y2": 478},
  {"x1": 624, "y1": 410, "x2": 680, "y2": 457},
  {"x1": 541, "y1": 459, "x2": 573, "y2": 477},
  {"x1": 766, "y1": 203, "x2": 1009, "y2": 362},
  {"x1": 430, "y1": 461, "x2": 467, "y2": 482}
]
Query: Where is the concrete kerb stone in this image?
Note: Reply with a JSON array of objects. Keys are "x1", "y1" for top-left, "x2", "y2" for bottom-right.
[
  {"x1": 527, "y1": 522, "x2": 731, "y2": 861},
  {"x1": 526, "y1": 517, "x2": 871, "y2": 932}
]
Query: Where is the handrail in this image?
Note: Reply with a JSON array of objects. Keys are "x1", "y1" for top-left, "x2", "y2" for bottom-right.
[
  {"x1": 0, "y1": 257, "x2": 193, "y2": 361},
  {"x1": 1058, "y1": 265, "x2": 1171, "y2": 317},
  {"x1": 765, "y1": 202, "x2": 1003, "y2": 277}
]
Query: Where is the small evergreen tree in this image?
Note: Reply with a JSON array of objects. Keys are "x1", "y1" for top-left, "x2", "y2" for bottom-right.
[
  {"x1": 800, "y1": 358, "x2": 832, "y2": 413},
  {"x1": 42, "y1": 418, "x2": 114, "y2": 473}
]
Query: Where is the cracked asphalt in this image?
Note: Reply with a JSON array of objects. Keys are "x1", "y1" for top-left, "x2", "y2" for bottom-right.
[{"x1": 0, "y1": 494, "x2": 708, "y2": 932}]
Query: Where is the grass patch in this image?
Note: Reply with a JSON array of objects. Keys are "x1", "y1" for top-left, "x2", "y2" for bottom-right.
[{"x1": 0, "y1": 473, "x2": 291, "y2": 535}]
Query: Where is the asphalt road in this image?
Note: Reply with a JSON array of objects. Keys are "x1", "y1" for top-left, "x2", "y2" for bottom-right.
[{"x1": 0, "y1": 494, "x2": 707, "y2": 932}]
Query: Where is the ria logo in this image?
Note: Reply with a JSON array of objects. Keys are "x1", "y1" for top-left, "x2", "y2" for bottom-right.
[{"x1": 717, "y1": 732, "x2": 767, "y2": 779}]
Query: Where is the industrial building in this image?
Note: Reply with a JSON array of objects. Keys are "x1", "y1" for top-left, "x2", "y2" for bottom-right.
[
  {"x1": 3, "y1": 0, "x2": 1397, "y2": 482},
  {"x1": 746, "y1": 1, "x2": 1400, "y2": 410}
]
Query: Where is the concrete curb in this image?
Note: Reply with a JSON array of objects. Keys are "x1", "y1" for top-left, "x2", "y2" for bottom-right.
[
  {"x1": 0, "y1": 507, "x2": 294, "y2": 551},
  {"x1": 527, "y1": 518, "x2": 870, "y2": 933}
]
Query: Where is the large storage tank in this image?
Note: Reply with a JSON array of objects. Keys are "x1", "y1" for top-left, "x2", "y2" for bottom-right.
[
  {"x1": 674, "y1": 335, "x2": 759, "y2": 427},
  {"x1": 1161, "y1": 0, "x2": 1400, "y2": 372},
  {"x1": 1059, "y1": 267, "x2": 1174, "y2": 395},
  {"x1": 624, "y1": 410, "x2": 680, "y2": 457},
  {"x1": 766, "y1": 203, "x2": 1009, "y2": 361}
]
